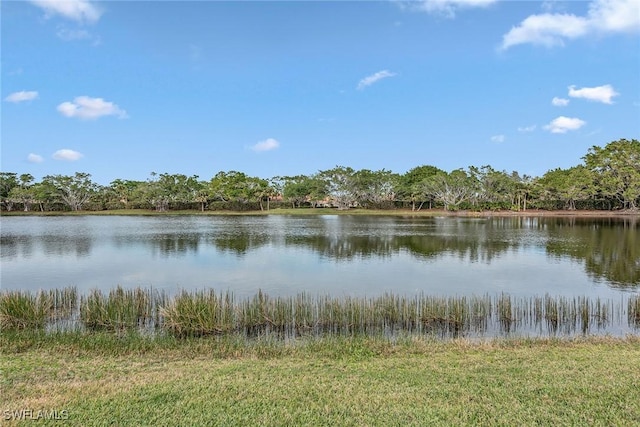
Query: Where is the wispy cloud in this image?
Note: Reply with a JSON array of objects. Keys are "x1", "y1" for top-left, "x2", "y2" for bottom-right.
[
  {"x1": 357, "y1": 70, "x2": 397, "y2": 90},
  {"x1": 53, "y1": 149, "x2": 83, "y2": 161},
  {"x1": 251, "y1": 138, "x2": 280, "y2": 152},
  {"x1": 500, "y1": 0, "x2": 639, "y2": 50},
  {"x1": 544, "y1": 116, "x2": 586, "y2": 133},
  {"x1": 27, "y1": 153, "x2": 44, "y2": 163},
  {"x1": 57, "y1": 28, "x2": 91, "y2": 40},
  {"x1": 409, "y1": 0, "x2": 497, "y2": 18},
  {"x1": 568, "y1": 84, "x2": 619, "y2": 104},
  {"x1": 57, "y1": 96, "x2": 127, "y2": 120},
  {"x1": 551, "y1": 97, "x2": 570, "y2": 106},
  {"x1": 517, "y1": 125, "x2": 537, "y2": 132},
  {"x1": 29, "y1": 0, "x2": 102, "y2": 24},
  {"x1": 490, "y1": 134, "x2": 505, "y2": 143},
  {"x1": 56, "y1": 26, "x2": 100, "y2": 45},
  {"x1": 5, "y1": 91, "x2": 39, "y2": 103}
]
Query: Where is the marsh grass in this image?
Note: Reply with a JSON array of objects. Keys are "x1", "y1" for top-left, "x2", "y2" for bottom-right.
[
  {"x1": 79, "y1": 286, "x2": 164, "y2": 332},
  {"x1": 630, "y1": 295, "x2": 640, "y2": 327},
  {"x1": 0, "y1": 287, "x2": 80, "y2": 331},
  {"x1": 1, "y1": 287, "x2": 637, "y2": 339},
  {"x1": 0, "y1": 290, "x2": 50, "y2": 331}
]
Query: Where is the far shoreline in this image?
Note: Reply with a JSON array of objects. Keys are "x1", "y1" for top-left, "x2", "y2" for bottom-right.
[{"x1": 1, "y1": 207, "x2": 639, "y2": 218}]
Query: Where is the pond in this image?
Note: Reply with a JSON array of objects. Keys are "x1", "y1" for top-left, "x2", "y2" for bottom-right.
[{"x1": 1, "y1": 215, "x2": 638, "y2": 299}]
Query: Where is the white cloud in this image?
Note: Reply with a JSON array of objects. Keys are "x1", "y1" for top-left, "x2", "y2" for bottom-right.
[
  {"x1": 52, "y1": 149, "x2": 83, "y2": 161},
  {"x1": 251, "y1": 138, "x2": 280, "y2": 152},
  {"x1": 357, "y1": 70, "x2": 397, "y2": 90},
  {"x1": 544, "y1": 116, "x2": 586, "y2": 133},
  {"x1": 5, "y1": 91, "x2": 39, "y2": 103},
  {"x1": 57, "y1": 96, "x2": 127, "y2": 120},
  {"x1": 552, "y1": 97, "x2": 570, "y2": 106},
  {"x1": 411, "y1": 0, "x2": 497, "y2": 18},
  {"x1": 27, "y1": 153, "x2": 44, "y2": 163},
  {"x1": 500, "y1": 0, "x2": 639, "y2": 50},
  {"x1": 568, "y1": 84, "x2": 619, "y2": 104},
  {"x1": 517, "y1": 125, "x2": 537, "y2": 132},
  {"x1": 29, "y1": 0, "x2": 102, "y2": 24},
  {"x1": 501, "y1": 14, "x2": 589, "y2": 49},
  {"x1": 588, "y1": 0, "x2": 640, "y2": 32},
  {"x1": 490, "y1": 134, "x2": 505, "y2": 143}
]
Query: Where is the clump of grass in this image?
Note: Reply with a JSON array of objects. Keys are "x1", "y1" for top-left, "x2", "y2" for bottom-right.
[
  {"x1": 80, "y1": 286, "x2": 158, "y2": 332},
  {"x1": 0, "y1": 290, "x2": 52, "y2": 331},
  {"x1": 629, "y1": 295, "x2": 640, "y2": 328},
  {"x1": 161, "y1": 289, "x2": 235, "y2": 337},
  {"x1": 47, "y1": 286, "x2": 78, "y2": 320},
  {"x1": 497, "y1": 293, "x2": 514, "y2": 333}
]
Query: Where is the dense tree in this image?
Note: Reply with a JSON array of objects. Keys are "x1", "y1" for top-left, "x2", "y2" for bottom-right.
[
  {"x1": 7, "y1": 174, "x2": 36, "y2": 211},
  {"x1": 209, "y1": 171, "x2": 247, "y2": 203},
  {"x1": 108, "y1": 179, "x2": 145, "y2": 209},
  {"x1": 584, "y1": 138, "x2": 640, "y2": 210},
  {"x1": 208, "y1": 171, "x2": 271, "y2": 210},
  {"x1": 282, "y1": 175, "x2": 328, "y2": 208},
  {"x1": 42, "y1": 173, "x2": 98, "y2": 211},
  {"x1": 319, "y1": 166, "x2": 356, "y2": 209},
  {"x1": 538, "y1": 167, "x2": 593, "y2": 210},
  {"x1": 396, "y1": 165, "x2": 443, "y2": 211},
  {"x1": 422, "y1": 169, "x2": 474, "y2": 211},
  {"x1": 0, "y1": 172, "x2": 19, "y2": 211},
  {"x1": 351, "y1": 169, "x2": 397, "y2": 208},
  {"x1": 468, "y1": 166, "x2": 518, "y2": 210},
  {"x1": 144, "y1": 173, "x2": 201, "y2": 211}
]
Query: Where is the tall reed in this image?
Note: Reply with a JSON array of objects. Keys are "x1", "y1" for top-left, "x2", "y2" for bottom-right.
[
  {"x1": 1, "y1": 287, "x2": 635, "y2": 338},
  {"x1": 629, "y1": 295, "x2": 640, "y2": 328},
  {"x1": 0, "y1": 290, "x2": 51, "y2": 331},
  {"x1": 80, "y1": 286, "x2": 160, "y2": 332}
]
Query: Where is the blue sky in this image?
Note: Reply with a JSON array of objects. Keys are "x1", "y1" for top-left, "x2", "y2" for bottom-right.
[{"x1": 2, "y1": 0, "x2": 639, "y2": 185}]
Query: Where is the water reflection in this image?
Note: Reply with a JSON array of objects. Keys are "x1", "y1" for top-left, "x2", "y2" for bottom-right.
[
  {"x1": 546, "y1": 217, "x2": 639, "y2": 287},
  {"x1": 1, "y1": 215, "x2": 638, "y2": 291},
  {"x1": 1, "y1": 234, "x2": 92, "y2": 259}
]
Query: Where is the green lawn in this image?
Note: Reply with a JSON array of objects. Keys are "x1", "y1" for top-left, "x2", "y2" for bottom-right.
[{"x1": 2, "y1": 334, "x2": 639, "y2": 426}]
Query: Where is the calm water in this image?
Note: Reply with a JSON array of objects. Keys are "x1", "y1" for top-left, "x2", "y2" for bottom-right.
[{"x1": 1, "y1": 215, "x2": 638, "y2": 299}]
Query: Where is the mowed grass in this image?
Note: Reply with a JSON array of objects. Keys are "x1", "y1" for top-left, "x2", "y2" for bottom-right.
[{"x1": 2, "y1": 334, "x2": 639, "y2": 426}]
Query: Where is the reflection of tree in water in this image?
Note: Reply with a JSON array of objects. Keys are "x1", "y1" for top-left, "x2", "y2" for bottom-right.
[
  {"x1": 41, "y1": 235, "x2": 92, "y2": 258},
  {"x1": 211, "y1": 232, "x2": 269, "y2": 256},
  {"x1": 1, "y1": 235, "x2": 93, "y2": 259},
  {"x1": 285, "y1": 219, "x2": 514, "y2": 263},
  {"x1": 398, "y1": 234, "x2": 512, "y2": 263},
  {"x1": 0, "y1": 236, "x2": 35, "y2": 260},
  {"x1": 545, "y1": 217, "x2": 639, "y2": 287},
  {"x1": 113, "y1": 233, "x2": 201, "y2": 258},
  {"x1": 152, "y1": 233, "x2": 201, "y2": 257},
  {"x1": 285, "y1": 235, "x2": 398, "y2": 260},
  {"x1": 403, "y1": 217, "x2": 516, "y2": 263}
]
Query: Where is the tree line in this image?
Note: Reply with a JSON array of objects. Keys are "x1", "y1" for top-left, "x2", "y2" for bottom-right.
[{"x1": 1, "y1": 139, "x2": 638, "y2": 213}]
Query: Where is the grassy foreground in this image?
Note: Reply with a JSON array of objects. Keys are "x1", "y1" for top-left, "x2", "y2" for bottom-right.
[{"x1": 2, "y1": 334, "x2": 639, "y2": 426}]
